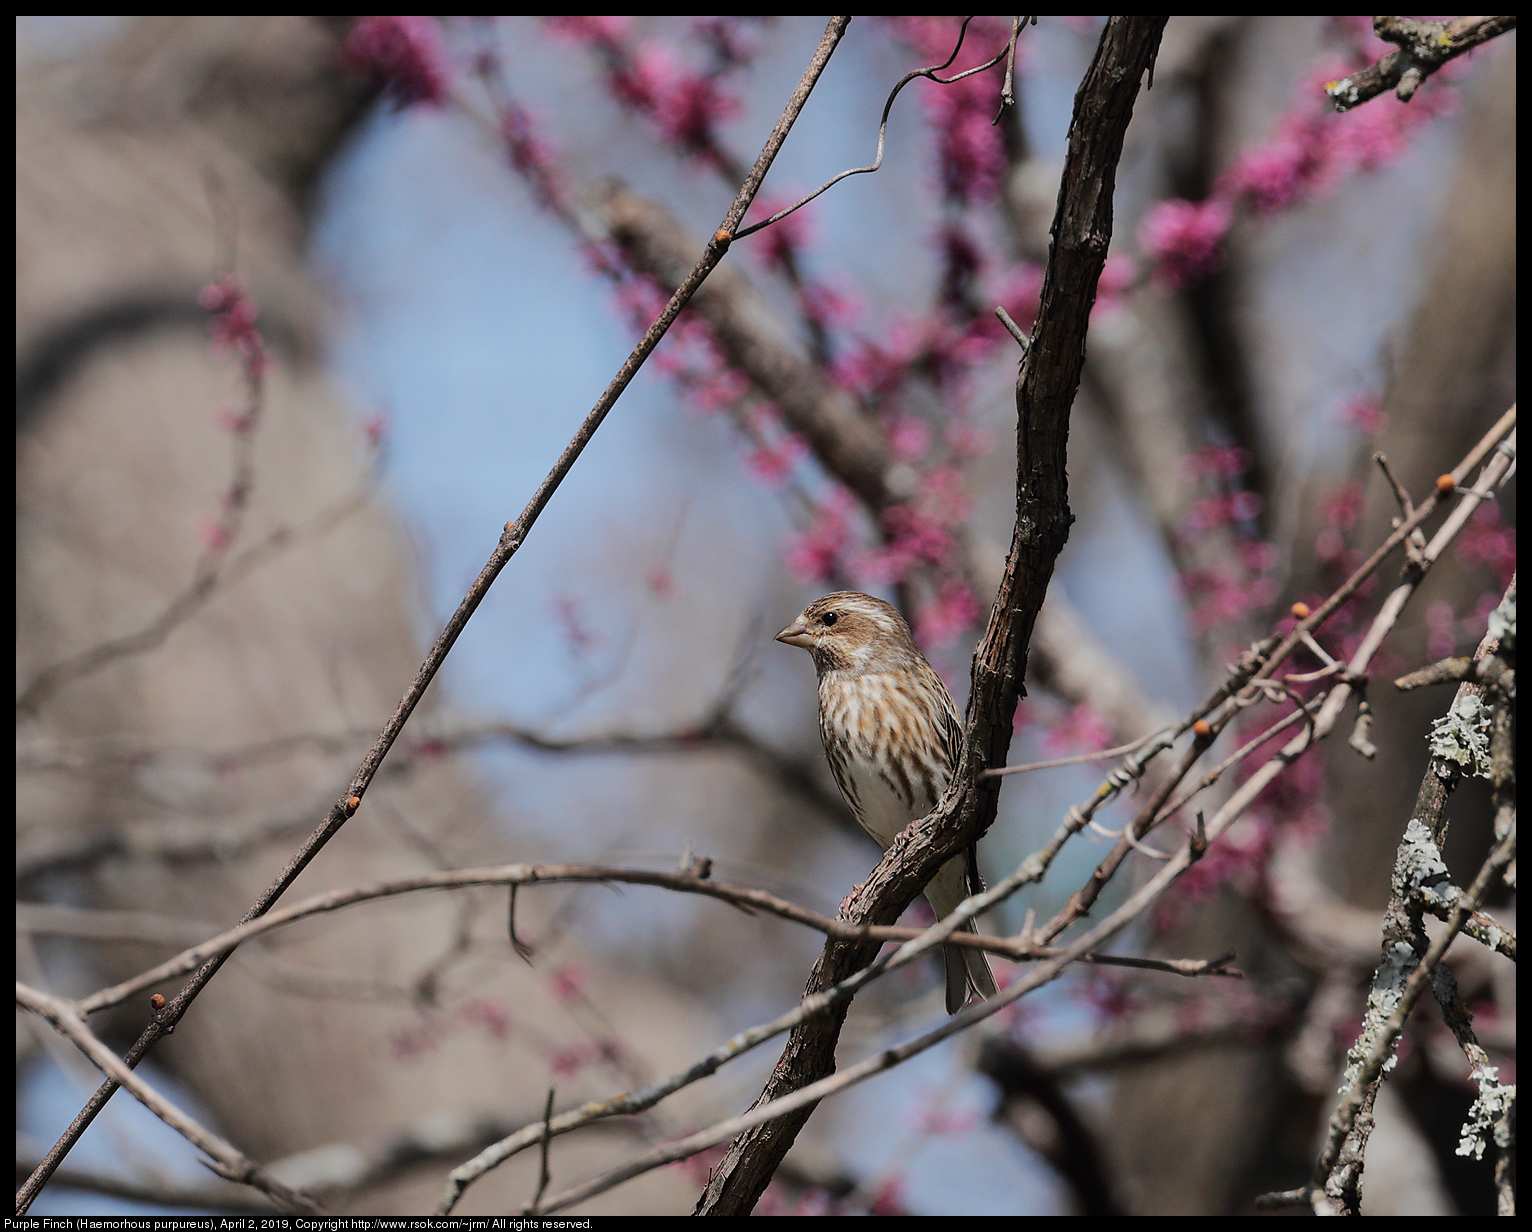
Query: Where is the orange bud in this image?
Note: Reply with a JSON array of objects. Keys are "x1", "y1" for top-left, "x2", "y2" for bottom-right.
[
  {"x1": 150, "y1": 994, "x2": 165, "y2": 1010},
  {"x1": 347, "y1": 796, "x2": 362, "y2": 810},
  {"x1": 1191, "y1": 720, "x2": 1212, "y2": 739},
  {"x1": 714, "y1": 229, "x2": 732, "y2": 245},
  {"x1": 1435, "y1": 473, "x2": 1456, "y2": 494},
  {"x1": 1291, "y1": 602, "x2": 1310, "y2": 620}
]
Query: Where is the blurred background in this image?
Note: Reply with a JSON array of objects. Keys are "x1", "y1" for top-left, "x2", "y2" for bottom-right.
[{"x1": 17, "y1": 16, "x2": 1515, "y2": 1215}]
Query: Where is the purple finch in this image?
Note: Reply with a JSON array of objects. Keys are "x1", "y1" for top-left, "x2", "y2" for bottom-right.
[{"x1": 776, "y1": 591, "x2": 997, "y2": 1013}]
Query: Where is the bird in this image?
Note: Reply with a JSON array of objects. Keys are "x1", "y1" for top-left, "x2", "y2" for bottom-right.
[{"x1": 776, "y1": 590, "x2": 997, "y2": 1013}]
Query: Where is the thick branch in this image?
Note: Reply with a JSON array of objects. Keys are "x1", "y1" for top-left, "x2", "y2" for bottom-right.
[{"x1": 693, "y1": 17, "x2": 1167, "y2": 1215}]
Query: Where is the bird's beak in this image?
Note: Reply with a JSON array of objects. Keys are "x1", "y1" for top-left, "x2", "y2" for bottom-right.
[{"x1": 775, "y1": 615, "x2": 814, "y2": 649}]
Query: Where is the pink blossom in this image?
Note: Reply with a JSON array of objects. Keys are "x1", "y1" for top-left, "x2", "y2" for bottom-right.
[
  {"x1": 1138, "y1": 197, "x2": 1233, "y2": 291},
  {"x1": 388, "y1": 1013, "x2": 444, "y2": 1061},
  {"x1": 1042, "y1": 703, "x2": 1112, "y2": 755},
  {"x1": 745, "y1": 192, "x2": 816, "y2": 271},
  {"x1": 549, "y1": 1043, "x2": 595, "y2": 1079},
  {"x1": 857, "y1": 504, "x2": 956, "y2": 585},
  {"x1": 1453, "y1": 503, "x2": 1516, "y2": 588},
  {"x1": 1320, "y1": 480, "x2": 1364, "y2": 531},
  {"x1": 196, "y1": 517, "x2": 231, "y2": 554},
  {"x1": 832, "y1": 326, "x2": 922, "y2": 401},
  {"x1": 886, "y1": 415, "x2": 931, "y2": 464},
  {"x1": 457, "y1": 997, "x2": 511, "y2": 1041},
  {"x1": 1181, "y1": 565, "x2": 1279, "y2": 632},
  {"x1": 544, "y1": 15, "x2": 631, "y2": 47},
  {"x1": 799, "y1": 281, "x2": 861, "y2": 330},
  {"x1": 990, "y1": 261, "x2": 1045, "y2": 334},
  {"x1": 611, "y1": 40, "x2": 739, "y2": 158},
  {"x1": 546, "y1": 961, "x2": 589, "y2": 1003},
  {"x1": 786, "y1": 494, "x2": 854, "y2": 583},
  {"x1": 915, "y1": 579, "x2": 980, "y2": 648},
  {"x1": 1181, "y1": 491, "x2": 1262, "y2": 536},
  {"x1": 1237, "y1": 540, "x2": 1279, "y2": 574},
  {"x1": 199, "y1": 276, "x2": 267, "y2": 375},
  {"x1": 1093, "y1": 253, "x2": 1140, "y2": 314},
  {"x1": 1338, "y1": 396, "x2": 1387, "y2": 434},
  {"x1": 647, "y1": 562, "x2": 675, "y2": 598},
  {"x1": 944, "y1": 420, "x2": 994, "y2": 461},
  {"x1": 867, "y1": 1177, "x2": 908, "y2": 1218},
  {"x1": 216, "y1": 407, "x2": 255, "y2": 436},
  {"x1": 887, "y1": 16, "x2": 1011, "y2": 204},
  {"x1": 1314, "y1": 528, "x2": 1345, "y2": 563},
  {"x1": 746, "y1": 432, "x2": 807, "y2": 485},
  {"x1": 1183, "y1": 444, "x2": 1253, "y2": 481},
  {"x1": 342, "y1": 16, "x2": 452, "y2": 107},
  {"x1": 689, "y1": 366, "x2": 750, "y2": 413},
  {"x1": 499, "y1": 102, "x2": 567, "y2": 212},
  {"x1": 362, "y1": 411, "x2": 390, "y2": 448}
]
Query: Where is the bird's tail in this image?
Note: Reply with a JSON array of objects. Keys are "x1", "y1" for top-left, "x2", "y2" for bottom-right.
[{"x1": 928, "y1": 855, "x2": 999, "y2": 1015}]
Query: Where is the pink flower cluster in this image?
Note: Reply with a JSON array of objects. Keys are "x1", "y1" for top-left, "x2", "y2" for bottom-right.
[
  {"x1": 549, "y1": 17, "x2": 743, "y2": 165},
  {"x1": 743, "y1": 191, "x2": 817, "y2": 272},
  {"x1": 545, "y1": 959, "x2": 589, "y2": 1002},
  {"x1": 1139, "y1": 39, "x2": 1460, "y2": 290},
  {"x1": 1180, "y1": 559, "x2": 1280, "y2": 634},
  {"x1": 198, "y1": 276, "x2": 266, "y2": 375},
  {"x1": 744, "y1": 406, "x2": 808, "y2": 485},
  {"x1": 387, "y1": 996, "x2": 514, "y2": 1061},
  {"x1": 1042, "y1": 703, "x2": 1112, "y2": 756},
  {"x1": 342, "y1": 16, "x2": 452, "y2": 108},
  {"x1": 1177, "y1": 440, "x2": 1280, "y2": 633},
  {"x1": 499, "y1": 99, "x2": 567, "y2": 212},
  {"x1": 1453, "y1": 502, "x2": 1516, "y2": 589},
  {"x1": 1337, "y1": 395, "x2": 1387, "y2": 434},
  {"x1": 548, "y1": 1035, "x2": 629, "y2": 1080},
  {"x1": 914, "y1": 577, "x2": 981, "y2": 648},
  {"x1": 855, "y1": 479, "x2": 963, "y2": 585},
  {"x1": 785, "y1": 492, "x2": 855, "y2": 583},
  {"x1": 1137, "y1": 199, "x2": 1232, "y2": 291},
  {"x1": 889, "y1": 16, "x2": 1012, "y2": 205}
]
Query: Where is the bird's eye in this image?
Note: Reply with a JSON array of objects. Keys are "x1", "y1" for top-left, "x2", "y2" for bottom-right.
[{"x1": 821, "y1": 612, "x2": 838, "y2": 626}]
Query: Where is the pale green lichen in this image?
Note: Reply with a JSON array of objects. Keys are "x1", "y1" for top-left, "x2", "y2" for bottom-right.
[
  {"x1": 1456, "y1": 1068, "x2": 1515, "y2": 1160},
  {"x1": 1486, "y1": 589, "x2": 1515, "y2": 651},
  {"x1": 1397, "y1": 818, "x2": 1450, "y2": 889},
  {"x1": 1340, "y1": 941, "x2": 1417, "y2": 1091},
  {"x1": 1428, "y1": 693, "x2": 1493, "y2": 779}
]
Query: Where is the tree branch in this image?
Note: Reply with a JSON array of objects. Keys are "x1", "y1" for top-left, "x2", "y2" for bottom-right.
[
  {"x1": 1325, "y1": 16, "x2": 1517, "y2": 112},
  {"x1": 693, "y1": 18, "x2": 1168, "y2": 1214},
  {"x1": 14, "y1": 17, "x2": 852, "y2": 1214}
]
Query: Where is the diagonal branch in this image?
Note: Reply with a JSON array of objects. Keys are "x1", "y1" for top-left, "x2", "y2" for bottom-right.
[
  {"x1": 693, "y1": 17, "x2": 1168, "y2": 1215},
  {"x1": 16, "y1": 982, "x2": 323, "y2": 1215},
  {"x1": 1325, "y1": 16, "x2": 1516, "y2": 111},
  {"x1": 14, "y1": 17, "x2": 853, "y2": 1215}
]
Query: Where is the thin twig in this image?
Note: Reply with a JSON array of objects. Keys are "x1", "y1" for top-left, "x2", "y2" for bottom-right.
[
  {"x1": 15, "y1": 982, "x2": 323, "y2": 1215},
  {"x1": 529, "y1": 1087, "x2": 556, "y2": 1214},
  {"x1": 14, "y1": 18, "x2": 853, "y2": 1215},
  {"x1": 733, "y1": 17, "x2": 1015, "y2": 241}
]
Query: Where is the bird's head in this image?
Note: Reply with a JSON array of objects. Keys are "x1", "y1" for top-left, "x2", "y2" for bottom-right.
[{"x1": 775, "y1": 591, "x2": 915, "y2": 674}]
